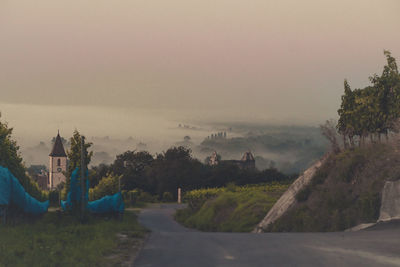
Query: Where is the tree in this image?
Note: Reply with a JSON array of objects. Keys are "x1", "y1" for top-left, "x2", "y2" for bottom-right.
[
  {"x1": 0, "y1": 113, "x2": 45, "y2": 201},
  {"x1": 337, "y1": 80, "x2": 356, "y2": 147},
  {"x1": 369, "y1": 50, "x2": 400, "y2": 140},
  {"x1": 320, "y1": 119, "x2": 340, "y2": 153},
  {"x1": 90, "y1": 173, "x2": 121, "y2": 200},
  {"x1": 65, "y1": 130, "x2": 93, "y2": 194},
  {"x1": 89, "y1": 163, "x2": 110, "y2": 188},
  {"x1": 111, "y1": 150, "x2": 154, "y2": 191},
  {"x1": 337, "y1": 50, "x2": 400, "y2": 147}
]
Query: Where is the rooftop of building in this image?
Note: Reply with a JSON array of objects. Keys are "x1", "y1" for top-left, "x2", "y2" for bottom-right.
[{"x1": 49, "y1": 132, "x2": 67, "y2": 157}]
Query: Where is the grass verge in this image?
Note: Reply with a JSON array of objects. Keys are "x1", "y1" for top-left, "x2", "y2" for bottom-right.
[{"x1": 0, "y1": 211, "x2": 148, "y2": 266}]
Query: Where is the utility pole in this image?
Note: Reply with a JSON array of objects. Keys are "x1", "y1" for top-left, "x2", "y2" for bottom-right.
[{"x1": 80, "y1": 135, "x2": 86, "y2": 220}]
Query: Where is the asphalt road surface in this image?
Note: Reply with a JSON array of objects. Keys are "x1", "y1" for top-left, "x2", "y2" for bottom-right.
[{"x1": 134, "y1": 204, "x2": 400, "y2": 267}]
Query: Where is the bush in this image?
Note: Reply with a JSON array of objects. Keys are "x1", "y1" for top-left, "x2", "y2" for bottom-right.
[
  {"x1": 184, "y1": 188, "x2": 224, "y2": 211},
  {"x1": 0, "y1": 115, "x2": 46, "y2": 202},
  {"x1": 89, "y1": 174, "x2": 121, "y2": 201},
  {"x1": 136, "y1": 191, "x2": 158, "y2": 203}
]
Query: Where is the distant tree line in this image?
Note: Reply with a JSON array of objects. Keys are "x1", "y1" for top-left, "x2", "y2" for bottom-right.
[
  {"x1": 89, "y1": 146, "x2": 292, "y2": 200},
  {"x1": 337, "y1": 51, "x2": 400, "y2": 148}
]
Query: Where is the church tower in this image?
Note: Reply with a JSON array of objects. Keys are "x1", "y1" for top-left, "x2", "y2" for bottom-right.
[{"x1": 49, "y1": 132, "x2": 67, "y2": 189}]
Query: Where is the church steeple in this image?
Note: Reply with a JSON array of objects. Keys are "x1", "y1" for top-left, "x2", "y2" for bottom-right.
[
  {"x1": 49, "y1": 132, "x2": 67, "y2": 157},
  {"x1": 48, "y1": 131, "x2": 68, "y2": 189}
]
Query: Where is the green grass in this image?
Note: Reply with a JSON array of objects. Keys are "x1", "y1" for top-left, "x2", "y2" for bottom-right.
[
  {"x1": 0, "y1": 211, "x2": 148, "y2": 266},
  {"x1": 175, "y1": 183, "x2": 288, "y2": 232}
]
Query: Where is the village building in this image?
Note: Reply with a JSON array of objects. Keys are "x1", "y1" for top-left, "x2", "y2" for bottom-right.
[
  {"x1": 32, "y1": 169, "x2": 49, "y2": 191},
  {"x1": 209, "y1": 151, "x2": 220, "y2": 166},
  {"x1": 208, "y1": 151, "x2": 256, "y2": 170},
  {"x1": 48, "y1": 132, "x2": 67, "y2": 189}
]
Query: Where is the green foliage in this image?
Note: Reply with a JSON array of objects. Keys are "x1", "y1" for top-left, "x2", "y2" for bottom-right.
[
  {"x1": 66, "y1": 130, "x2": 93, "y2": 179},
  {"x1": 183, "y1": 187, "x2": 224, "y2": 211},
  {"x1": 0, "y1": 113, "x2": 46, "y2": 201},
  {"x1": 0, "y1": 212, "x2": 147, "y2": 266},
  {"x1": 89, "y1": 173, "x2": 121, "y2": 201},
  {"x1": 64, "y1": 130, "x2": 93, "y2": 200},
  {"x1": 337, "y1": 51, "x2": 400, "y2": 146},
  {"x1": 90, "y1": 146, "x2": 292, "y2": 202},
  {"x1": 176, "y1": 183, "x2": 289, "y2": 232},
  {"x1": 136, "y1": 191, "x2": 158, "y2": 203}
]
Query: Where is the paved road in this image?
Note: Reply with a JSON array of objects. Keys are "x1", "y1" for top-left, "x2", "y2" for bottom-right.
[{"x1": 134, "y1": 204, "x2": 400, "y2": 267}]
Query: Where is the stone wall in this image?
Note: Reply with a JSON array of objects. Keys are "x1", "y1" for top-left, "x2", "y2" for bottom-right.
[{"x1": 379, "y1": 180, "x2": 400, "y2": 222}]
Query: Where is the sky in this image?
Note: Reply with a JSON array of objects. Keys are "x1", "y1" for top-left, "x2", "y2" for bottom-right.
[{"x1": 0, "y1": 0, "x2": 400, "y2": 144}]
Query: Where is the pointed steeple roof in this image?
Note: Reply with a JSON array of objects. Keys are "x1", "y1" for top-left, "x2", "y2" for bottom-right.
[
  {"x1": 49, "y1": 132, "x2": 67, "y2": 157},
  {"x1": 241, "y1": 151, "x2": 255, "y2": 162}
]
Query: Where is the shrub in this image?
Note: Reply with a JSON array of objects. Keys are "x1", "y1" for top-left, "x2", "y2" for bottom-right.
[
  {"x1": 90, "y1": 174, "x2": 121, "y2": 201},
  {"x1": 137, "y1": 191, "x2": 158, "y2": 203}
]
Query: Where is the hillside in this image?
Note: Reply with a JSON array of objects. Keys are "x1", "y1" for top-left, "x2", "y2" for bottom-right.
[
  {"x1": 175, "y1": 183, "x2": 289, "y2": 232},
  {"x1": 264, "y1": 143, "x2": 400, "y2": 232}
]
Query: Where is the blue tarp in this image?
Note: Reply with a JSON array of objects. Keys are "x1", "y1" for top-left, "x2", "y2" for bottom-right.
[
  {"x1": 88, "y1": 192, "x2": 124, "y2": 214},
  {"x1": 61, "y1": 167, "x2": 124, "y2": 214},
  {"x1": 0, "y1": 166, "x2": 49, "y2": 215}
]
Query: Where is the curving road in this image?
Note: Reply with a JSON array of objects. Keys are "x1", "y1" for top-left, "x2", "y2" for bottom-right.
[{"x1": 134, "y1": 204, "x2": 400, "y2": 267}]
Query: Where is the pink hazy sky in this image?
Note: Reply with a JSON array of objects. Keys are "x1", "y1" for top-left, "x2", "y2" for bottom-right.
[{"x1": 1, "y1": 0, "x2": 399, "y2": 123}]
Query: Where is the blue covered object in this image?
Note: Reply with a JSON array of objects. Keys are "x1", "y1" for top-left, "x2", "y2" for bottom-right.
[
  {"x1": 0, "y1": 166, "x2": 49, "y2": 215},
  {"x1": 61, "y1": 168, "x2": 89, "y2": 211},
  {"x1": 88, "y1": 192, "x2": 124, "y2": 214},
  {"x1": 61, "y1": 167, "x2": 124, "y2": 214}
]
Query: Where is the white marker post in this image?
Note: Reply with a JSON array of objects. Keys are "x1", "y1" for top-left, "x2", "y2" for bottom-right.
[{"x1": 178, "y1": 188, "x2": 182, "y2": 204}]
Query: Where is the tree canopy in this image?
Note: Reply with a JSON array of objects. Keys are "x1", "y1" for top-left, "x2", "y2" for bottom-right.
[
  {"x1": 89, "y1": 146, "x2": 292, "y2": 200},
  {"x1": 337, "y1": 51, "x2": 400, "y2": 146},
  {"x1": 0, "y1": 114, "x2": 46, "y2": 201}
]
